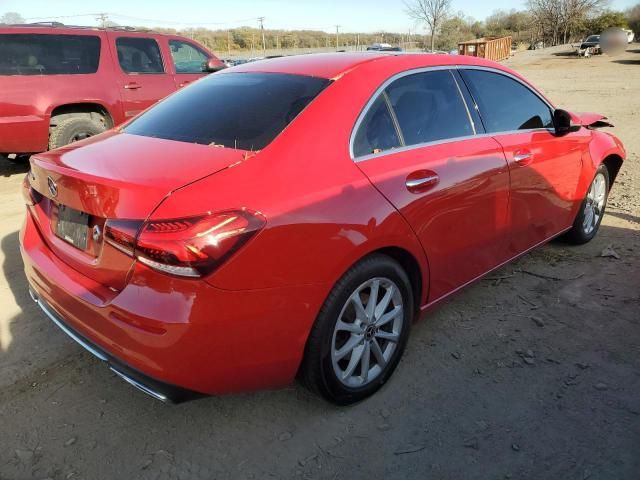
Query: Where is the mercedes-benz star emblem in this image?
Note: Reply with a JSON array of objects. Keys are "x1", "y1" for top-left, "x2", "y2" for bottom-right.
[{"x1": 47, "y1": 176, "x2": 58, "y2": 197}]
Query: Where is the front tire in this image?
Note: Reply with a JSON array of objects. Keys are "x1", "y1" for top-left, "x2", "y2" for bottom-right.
[
  {"x1": 564, "y1": 164, "x2": 609, "y2": 244},
  {"x1": 299, "y1": 254, "x2": 414, "y2": 405}
]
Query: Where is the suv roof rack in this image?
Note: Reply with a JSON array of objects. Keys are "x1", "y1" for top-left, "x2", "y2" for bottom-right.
[{"x1": 3, "y1": 22, "x2": 154, "y2": 33}]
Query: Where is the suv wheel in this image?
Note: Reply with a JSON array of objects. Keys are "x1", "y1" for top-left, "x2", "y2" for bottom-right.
[
  {"x1": 49, "y1": 117, "x2": 106, "y2": 150},
  {"x1": 299, "y1": 254, "x2": 414, "y2": 405}
]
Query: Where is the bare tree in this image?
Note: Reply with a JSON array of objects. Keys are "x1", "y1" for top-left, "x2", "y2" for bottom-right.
[
  {"x1": 0, "y1": 12, "x2": 25, "y2": 25},
  {"x1": 405, "y1": 0, "x2": 452, "y2": 52}
]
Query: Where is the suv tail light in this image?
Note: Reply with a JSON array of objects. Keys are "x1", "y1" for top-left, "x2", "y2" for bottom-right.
[{"x1": 105, "y1": 210, "x2": 265, "y2": 278}]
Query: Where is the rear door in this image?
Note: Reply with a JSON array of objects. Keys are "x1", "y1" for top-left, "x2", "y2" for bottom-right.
[
  {"x1": 168, "y1": 38, "x2": 211, "y2": 89},
  {"x1": 354, "y1": 68, "x2": 511, "y2": 302},
  {"x1": 459, "y1": 68, "x2": 586, "y2": 255},
  {"x1": 108, "y1": 33, "x2": 176, "y2": 120}
]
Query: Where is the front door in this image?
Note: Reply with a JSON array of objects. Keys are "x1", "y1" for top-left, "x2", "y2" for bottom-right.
[
  {"x1": 168, "y1": 38, "x2": 210, "y2": 89},
  {"x1": 109, "y1": 33, "x2": 177, "y2": 120},
  {"x1": 459, "y1": 68, "x2": 585, "y2": 254},
  {"x1": 353, "y1": 69, "x2": 511, "y2": 302}
]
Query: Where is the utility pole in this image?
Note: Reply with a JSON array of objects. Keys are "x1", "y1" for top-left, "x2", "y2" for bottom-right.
[
  {"x1": 96, "y1": 13, "x2": 109, "y2": 28},
  {"x1": 258, "y1": 17, "x2": 266, "y2": 55},
  {"x1": 335, "y1": 25, "x2": 340, "y2": 51}
]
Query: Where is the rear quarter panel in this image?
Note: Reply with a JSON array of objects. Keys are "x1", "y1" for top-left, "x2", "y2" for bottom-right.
[{"x1": 149, "y1": 63, "x2": 431, "y2": 304}]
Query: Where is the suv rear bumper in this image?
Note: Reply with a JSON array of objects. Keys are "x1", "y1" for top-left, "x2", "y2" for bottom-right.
[{"x1": 0, "y1": 114, "x2": 49, "y2": 153}]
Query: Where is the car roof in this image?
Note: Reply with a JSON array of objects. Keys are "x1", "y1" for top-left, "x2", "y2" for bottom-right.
[
  {"x1": 224, "y1": 52, "x2": 509, "y2": 80},
  {"x1": 0, "y1": 23, "x2": 164, "y2": 36}
]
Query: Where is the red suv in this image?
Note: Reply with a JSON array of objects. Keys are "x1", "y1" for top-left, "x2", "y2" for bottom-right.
[{"x1": 0, "y1": 23, "x2": 223, "y2": 160}]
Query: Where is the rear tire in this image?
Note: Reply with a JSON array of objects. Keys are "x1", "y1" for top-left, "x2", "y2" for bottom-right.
[
  {"x1": 299, "y1": 254, "x2": 414, "y2": 405},
  {"x1": 49, "y1": 117, "x2": 106, "y2": 150},
  {"x1": 564, "y1": 164, "x2": 610, "y2": 245}
]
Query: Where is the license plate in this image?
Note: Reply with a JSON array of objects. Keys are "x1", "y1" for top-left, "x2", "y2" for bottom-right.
[{"x1": 56, "y1": 205, "x2": 89, "y2": 250}]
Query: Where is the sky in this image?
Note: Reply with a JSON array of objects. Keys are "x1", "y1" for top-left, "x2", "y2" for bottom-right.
[{"x1": 0, "y1": 0, "x2": 637, "y2": 33}]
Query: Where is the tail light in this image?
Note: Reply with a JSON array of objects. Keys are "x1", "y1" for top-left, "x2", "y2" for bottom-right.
[
  {"x1": 22, "y1": 174, "x2": 43, "y2": 206},
  {"x1": 105, "y1": 210, "x2": 265, "y2": 278}
]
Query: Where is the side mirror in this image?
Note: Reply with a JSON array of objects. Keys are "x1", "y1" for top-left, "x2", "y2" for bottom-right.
[
  {"x1": 553, "y1": 109, "x2": 580, "y2": 135},
  {"x1": 202, "y1": 59, "x2": 226, "y2": 73}
]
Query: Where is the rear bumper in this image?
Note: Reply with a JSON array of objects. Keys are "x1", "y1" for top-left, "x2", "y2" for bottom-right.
[
  {"x1": 29, "y1": 289, "x2": 202, "y2": 403},
  {"x1": 0, "y1": 115, "x2": 49, "y2": 153},
  {"x1": 20, "y1": 208, "x2": 327, "y2": 399}
]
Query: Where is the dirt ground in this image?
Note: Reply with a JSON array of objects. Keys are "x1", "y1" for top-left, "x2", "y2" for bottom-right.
[{"x1": 0, "y1": 45, "x2": 639, "y2": 480}]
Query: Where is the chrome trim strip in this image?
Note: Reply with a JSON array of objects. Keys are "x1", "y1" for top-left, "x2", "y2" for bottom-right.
[
  {"x1": 349, "y1": 64, "x2": 556, "y2": 163},
  {"x1": 30, "y1": 289, "x2": 169, "y2": 402},
  {"x1": 450, "y1": 69, "x2": 477, "y2": 135},
  {"x1": 110, "y1": 367, "x2": 168, "y2": 402},
  {"x1": 33, "y1": 294, "x2": 109, "y2": 362}
]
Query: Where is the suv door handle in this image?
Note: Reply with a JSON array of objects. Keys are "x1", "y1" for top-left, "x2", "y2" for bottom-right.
[
  {"x1": 406, "y1": 170, "x2": 439, "y2": 193},
  {"x1": 513, "y1": 150, "x2": 533, "y2": 165},
  {"x1": 124, "y1": 82, "x2": 142, "y2": 90}
]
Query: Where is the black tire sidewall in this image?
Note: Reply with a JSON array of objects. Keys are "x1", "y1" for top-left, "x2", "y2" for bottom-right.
[{"x1": 314, "y1": 256, "x2": 414, "y2": 405}]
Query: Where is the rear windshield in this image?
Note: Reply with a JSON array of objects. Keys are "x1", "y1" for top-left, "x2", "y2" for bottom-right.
[
  {"x1": 124, "y1": 72, "x2": 330, "y2": 150},
  {"x1": 0, "y1": 34, "x2": 101, "y2": 75}
]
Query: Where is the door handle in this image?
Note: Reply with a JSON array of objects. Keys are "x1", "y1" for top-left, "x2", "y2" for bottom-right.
[
  {"x1": 406, "y1": 170, "x2": 439, "y2": 193},
  {"x1": 124, "y1": 83, "x2": 142, "y2": 90},
  {"x1": 513, "y1": 151, "x2": 533, "y2": 165}
]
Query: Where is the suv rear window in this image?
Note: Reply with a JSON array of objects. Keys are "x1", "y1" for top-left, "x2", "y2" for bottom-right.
[
  {"x1": 124, "y1": 72, "x2": 330, "y2": 150},
  {"x1": 0, "y1": 34, "x2": 100, "y2": 75}
]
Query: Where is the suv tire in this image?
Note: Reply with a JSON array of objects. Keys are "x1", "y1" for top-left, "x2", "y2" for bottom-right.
[{"x1": 49, "y1": 117, "x2": 106, "y2": 150}]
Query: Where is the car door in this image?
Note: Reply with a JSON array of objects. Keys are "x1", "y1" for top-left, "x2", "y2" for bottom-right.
[
  {"x1": 459, "y1": 68, "x2": 587, "y2": 255},
  {"x1": 109, "y1": 33, "x2": 177, "y2": 120},
  {"x1": 354, "y1": 69, "x2": 511, "y2": 302},
  {"x1": 168, "y1": 38, "x2": 210, "y2": 89}
]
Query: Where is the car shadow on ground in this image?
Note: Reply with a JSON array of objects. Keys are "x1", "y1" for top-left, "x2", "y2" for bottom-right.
[
  {"x1": 0, "y1": 157, "x2": 29, "y2": 177},
  {"x1": 1, "y1": 220, "x2": 639, "y2": 479},
  {"x1": 612, "y1": 59, "x2": 640, "y2": 65}
]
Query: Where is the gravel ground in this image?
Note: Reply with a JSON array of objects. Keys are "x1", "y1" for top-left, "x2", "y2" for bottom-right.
[{"x1": 0, "y1": 45, "x2": 639, "y2": 480}]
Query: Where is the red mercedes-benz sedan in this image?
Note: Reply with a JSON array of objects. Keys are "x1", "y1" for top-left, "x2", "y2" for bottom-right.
[{"x1": 20, "y1": 52, "x2": 625, "y2": 404}]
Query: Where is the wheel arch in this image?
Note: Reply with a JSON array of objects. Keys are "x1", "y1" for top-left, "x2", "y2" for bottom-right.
[
  {"x1": 49, "y1": 102, "x2": 115, "y2": 129},
  {"x1": 601, "y1": 154, "x2": 624, "y2": 187}
]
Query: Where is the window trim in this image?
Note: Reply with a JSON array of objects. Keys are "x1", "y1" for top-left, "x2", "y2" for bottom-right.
[
  {"x1": 115, "y1": 36, "x2": 166, "y2": 75},
  {"x1": 458, "y1": 66, "x2": 555, "y2": 134},
  {"x1": 168, "y1": 39, "x2": 210, "y2": 75},
  {"x1": 350, "y1": 66, "x2": 476, "y2": 161},
  {"x1": 350, "y1": 65, "x2": 557, "y2": 163}
]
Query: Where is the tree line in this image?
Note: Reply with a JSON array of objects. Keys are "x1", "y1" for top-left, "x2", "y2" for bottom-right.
[{"x1": 2, "y1": 4, "x2": 640, "y2": 55}]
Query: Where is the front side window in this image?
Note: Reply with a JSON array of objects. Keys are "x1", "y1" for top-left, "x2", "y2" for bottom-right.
[
  {"x1": 124, "y1": 72, "x2": 330, "y2": 150},
  {"x1": 116, "y1": 37, "x2": 164, "y2": 74},
  {"x1": 385, "y1": 70, "x2": 473, "y2": 146},
  {"x1": 0, "y1": 34, "x2": 100, "y2": 75},
  {"x1": 353, "y1": 95, "x2": 402, "y2": 158},
  {"x1": 460, "y1": 69, "x2": 553, "y2": 133},
  {"x1": 169, "y1": 40, "x2": 209, "y2": 73}
]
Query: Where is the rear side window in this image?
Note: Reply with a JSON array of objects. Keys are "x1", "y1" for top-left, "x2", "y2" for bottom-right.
[
  {"x1": 169, "y1": 40, "x2": 209, "y2": 73},
  {"x1": 116, "y1": 37, "x2": 164, "y2": 74},
  {"x1": 460, "y1": 69, "x2": 553, "y2": 133},
  {"x1": 124, "y1": 72, "x2": 330, "y2": 150},
  {"x1": 385, "y1": 70, "x2": 473, "y2": 146},
  {"x1": 353, "y1": 95, "x2": 401, "y2": 157},
  {"x1": 0, "y1": 34, "x2": 100, "y2": 75}
]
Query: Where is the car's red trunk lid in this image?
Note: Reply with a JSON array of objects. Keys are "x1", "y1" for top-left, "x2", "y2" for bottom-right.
[{"x1": 28, "y1": 131, "x2": 248, "y2": 290}]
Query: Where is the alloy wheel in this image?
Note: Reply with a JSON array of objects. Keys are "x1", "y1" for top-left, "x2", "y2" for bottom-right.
[
  {"x1": 583, "y1": 172, "x2": 607, "y2": 235},
  {"x1": 331, "y1": 277, "x2": 404, "y2": 388}
]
